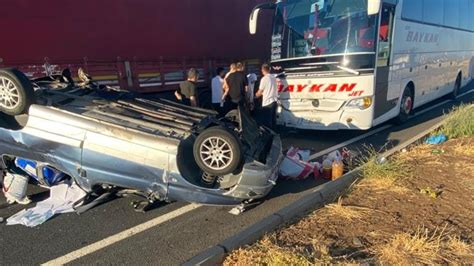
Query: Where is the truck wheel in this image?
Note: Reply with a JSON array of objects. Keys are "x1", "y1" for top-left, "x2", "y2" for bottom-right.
[
  {"x1": 0, "y1": 69, "x2": 35, "y2": 116},
  {"x1": 394, "y1": 86, "x2": 413, "y2": 125},
  {"x1": 450, "y1": 74, "x2": 461, "y2": 99},
  {"x1": 193, "y1": 126, "x2": 242, "y2": 176}
]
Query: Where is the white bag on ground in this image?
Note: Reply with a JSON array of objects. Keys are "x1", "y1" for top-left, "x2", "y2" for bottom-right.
[
  {"x1": 279, "y1": 147, "x2": 321, "y2": 180},
  {"x1": 7, "y1": 182, "x2": 86, "y2": 227},
  {"x1": 2, "y1": 172, "x2": 31, "y2": 205}
]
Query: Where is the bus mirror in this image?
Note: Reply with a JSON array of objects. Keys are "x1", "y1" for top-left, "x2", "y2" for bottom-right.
[
  {"x1": 249, "y1": 2, "x2": 276, "y2": 35},
  {"x1": 367, "y1": 0, "x2": 381, "y2": 15},
  {"x1": 249, "y1": 8, "x2": 261, "y2": 35}
]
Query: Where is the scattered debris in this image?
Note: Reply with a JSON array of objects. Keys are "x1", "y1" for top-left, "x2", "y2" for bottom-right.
[
  {"x1": 15, "y1": 158, "x2": 66, "y2": 187},
  {"x1": 431, "y1": 149, "x2": 445, "y2": 155},
  {"x1": 420, "y1": 187, "x2": 443, "y2": 199},
  {"x1": 280, "y1": 148, "x2": 356, "y2": 181},
  {"x1": 7, "y1": 182, "x2": 86, "y2": 227},
  {"x1": 279, "y1": 147, "x2": 321, "y2": 180},
  {"x1": 2, "y1": 172, "x2": 31, "y2": 205},
  {"x1": 426, "y1": 134, "x2": 447, "y2": 145},
  {"x1": 376, "y1": 156, "x2": 388, "y2": 165}
]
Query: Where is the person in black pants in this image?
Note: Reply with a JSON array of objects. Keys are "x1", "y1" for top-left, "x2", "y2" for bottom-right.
[{"x1": 222, "y1": 62, "x2": 248, "y2": 113}]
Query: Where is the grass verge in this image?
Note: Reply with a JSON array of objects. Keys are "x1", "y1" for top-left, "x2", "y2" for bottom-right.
[
  {"x1": 436, "y1": 104, "x2": 474, "y2": 139},
  {"x1": 224, "y1": 104, "x2": 474, "y2": 265},
  {"x1": 356, "y1": 147, "x2": 412, "y2": 193}
]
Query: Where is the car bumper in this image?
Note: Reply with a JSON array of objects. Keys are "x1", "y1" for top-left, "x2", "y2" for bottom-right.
[
  {"x1": 276, "y1": 103, "x2": 374, "y2": 130},
  {"x1": 223, "y1": 134, "x2": 283, "y2": 201}
]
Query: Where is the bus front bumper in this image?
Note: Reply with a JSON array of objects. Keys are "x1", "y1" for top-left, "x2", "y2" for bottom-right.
[{"x1": 276, "y1": 104, "x2": 374, "y2": 130}]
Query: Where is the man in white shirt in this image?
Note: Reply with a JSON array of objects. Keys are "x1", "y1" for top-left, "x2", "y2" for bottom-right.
[
  {"x1": 211, "y1": 67, "x2": 225, "y2": 115},
  {"x1": 255, "y1": 63, "x2": 278, "y2": 129}
]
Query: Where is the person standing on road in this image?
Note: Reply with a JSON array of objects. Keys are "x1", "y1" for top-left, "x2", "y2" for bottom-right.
[
  {"x1": 175, "y1": 68, "x2": 199, "y2": 107},
  {"x1": 223, "y1": 62, "x2": 248, "y2": 112},
  {"x1": 211, "y1": 67, "x2": 225, "y2": 114},
  {"x1": 255, "y1": 63, "x2": 278, "y2": 129},
  {"x1": 246, "y1": 72, "x2": 258, "y2": 110}
]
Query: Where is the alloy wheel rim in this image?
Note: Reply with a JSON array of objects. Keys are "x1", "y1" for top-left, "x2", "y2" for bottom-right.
[
  {"x1": 402, "y1": 96, "x2": 412, "y2": 115},
  {"x1": 199, "y1": 136, "x2": 233, "y2": 171},
  {"x1": 0, "y1": 77, "x2": 20, "y2": 109}
]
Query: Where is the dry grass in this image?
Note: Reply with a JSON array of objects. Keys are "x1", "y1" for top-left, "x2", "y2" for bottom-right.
[
  {"x1": 452, "y1": 138, "x2": 474, "y2": 157},
  {"x1": 374, "y1": 226, "x2": 473, "y2": 265},
  {"x1": 436, "y1": 104, "x2": 474, "y2": 139},
  {"x1": 223, "y1": 237, "x2": 313, "y2": 266},
  {"x1": 356, "y1": 148, "x2": 412, "y2": 193},
  {"x1": 324, "y1": 197, "x2": 371, "y2": 221},
  {"x1": 443, "y1": 236, "x2": 474, "y2": 263},
  {"x1": 374, "y1": 227, "x2": 445, "y2": 265}
]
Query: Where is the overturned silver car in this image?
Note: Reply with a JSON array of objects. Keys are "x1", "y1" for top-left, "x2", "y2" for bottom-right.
[{"x1": 0, "y1": 68, "x2": 282, "y2": 206}]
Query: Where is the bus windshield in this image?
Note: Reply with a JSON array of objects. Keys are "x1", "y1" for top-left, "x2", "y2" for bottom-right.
[{"x1": 272, "y1": 0, "x2": 379, "y2": 61}]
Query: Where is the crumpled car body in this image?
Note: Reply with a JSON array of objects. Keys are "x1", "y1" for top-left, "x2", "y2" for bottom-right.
[{"x1": 0, "y1": 84, "x2": 283, "y2": 206}]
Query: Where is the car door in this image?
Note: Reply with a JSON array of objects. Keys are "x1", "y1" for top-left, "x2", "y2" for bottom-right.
[
  {"x1": 3, "y1": 106, "x2": 87, "y2": 182},
  {"x1": 80, "y1": 126, "x2": 172, "y2": 195}
]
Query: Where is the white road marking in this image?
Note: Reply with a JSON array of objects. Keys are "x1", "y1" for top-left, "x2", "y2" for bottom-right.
[
  {"x1": 414, "y1": 100, "x2": 451, "y2": 116},
  {"x1": 42, "y1": 204, "x2": 201, "y2": 265},
  {"x1": 308, "y1": 124, "x2": 392, "y2": 161},
  {"x1": 458, "y1": 89, "x2": 474, "y2": 98}
]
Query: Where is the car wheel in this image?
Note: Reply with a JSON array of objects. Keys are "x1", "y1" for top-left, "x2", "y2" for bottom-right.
[
  {"x1": 0, "y1": 68, "x2": 35, "y2": 116},
  {"x1": 193, "y1": 126, "x2": 242, "y2": 176},
  {"x1": 450, "y1": 74, "x2": 461, "y2": 99},
  {"x1": 394, "y1": 86, "x2": 413, "y2": 125}
]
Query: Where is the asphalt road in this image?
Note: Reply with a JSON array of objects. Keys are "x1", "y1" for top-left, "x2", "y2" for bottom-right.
[{"x1": 0, "y1": 84, "x2": 473, "y2": 265}]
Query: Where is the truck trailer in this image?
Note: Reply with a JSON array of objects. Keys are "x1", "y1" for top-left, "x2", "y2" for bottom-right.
[{"x1": 0, "y1": 0, "x2": 272, "y2": 93}]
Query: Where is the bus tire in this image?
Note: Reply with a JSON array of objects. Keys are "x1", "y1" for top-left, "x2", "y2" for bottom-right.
[
  {"x1": 0, "y1": 68, "x2": 35, "y2": 116},
  {"x1": 450, "y1": 74, "x2": 461, "y2": 100},
  {"x1": 394, "y1": 86, "x2": 413, "y2": 125}
]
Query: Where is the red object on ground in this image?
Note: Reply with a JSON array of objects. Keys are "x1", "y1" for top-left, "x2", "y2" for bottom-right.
[{"x1": 0, "y1": 0, "x2": 271, "y2": 92}]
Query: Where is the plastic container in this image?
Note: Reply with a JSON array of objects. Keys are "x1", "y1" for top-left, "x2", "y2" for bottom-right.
[
  {"x1": 332, "y1": 159, "x2": 344, "y2": 180},
  {"x1": 322, "y1": 158, "x2": 333, "y2": 180},
  {"x1": 15, "y1": 158, "x2": 65, "y2": 187},
  {"x1": 2, "y1": 172, "x2": 31, "y2": 204}
]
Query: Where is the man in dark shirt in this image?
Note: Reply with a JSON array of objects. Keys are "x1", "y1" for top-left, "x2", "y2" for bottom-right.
[
  {"x1": 175, "y1": 68, "x2": 199, "y2": 107},
  {"x1": 223, "y1": 62, "x2": 248, "y2": 111}
]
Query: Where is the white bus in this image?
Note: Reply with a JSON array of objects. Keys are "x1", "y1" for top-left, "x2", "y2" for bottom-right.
[{"x1": 250, "y1": 0, "x2": 474, "y2": 130}]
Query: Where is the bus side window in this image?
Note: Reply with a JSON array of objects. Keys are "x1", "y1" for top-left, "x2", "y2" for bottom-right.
[{"x1": 377, "y1": 4, "x2": 395, "y2": 67}]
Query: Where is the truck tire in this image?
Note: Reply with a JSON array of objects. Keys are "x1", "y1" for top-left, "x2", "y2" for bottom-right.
[
  {"x1": 450, "y1": 74, "x2": 461, "y2": 99},
  {"x1": 394, "y1": 86, "x2": 413, "y2": 125},
  {"x1": 0, "y1": 69, "x2": 35, "y2": 116},
  {"x1": 193, "y1": 126, "x2": 242, "y2": 176}
]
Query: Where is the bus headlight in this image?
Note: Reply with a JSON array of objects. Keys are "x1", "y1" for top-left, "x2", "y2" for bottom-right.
[{"x1": 346, "y1": 97, "x2": 373, "y2": 110}]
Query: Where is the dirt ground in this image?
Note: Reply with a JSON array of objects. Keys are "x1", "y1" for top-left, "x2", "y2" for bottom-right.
[{"x1": 225, "y1": 137, "x2": 474, "y2": 265}]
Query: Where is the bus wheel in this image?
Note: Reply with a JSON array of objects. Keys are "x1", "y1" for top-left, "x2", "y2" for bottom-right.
[
  {"x1": 394, "y1": 87, "x2": 413, "y2": 125},
  {"x1": 450, "y1": 74, "x2": 461, "y2": 100}
]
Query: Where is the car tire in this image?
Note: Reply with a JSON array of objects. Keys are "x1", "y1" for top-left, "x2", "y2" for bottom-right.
[
  {"x1": 0, "y1": 68, "x2": 35, "y2": 116},
  {"x1": 394, "y1": 86, "x2": 413, "y2": 125},
  {"x1": 450, "y1": 74, "x2": 461, "y2": 100},
  {"x1": 193, "y1": 126, "x2": 242, "y2": 176}
]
